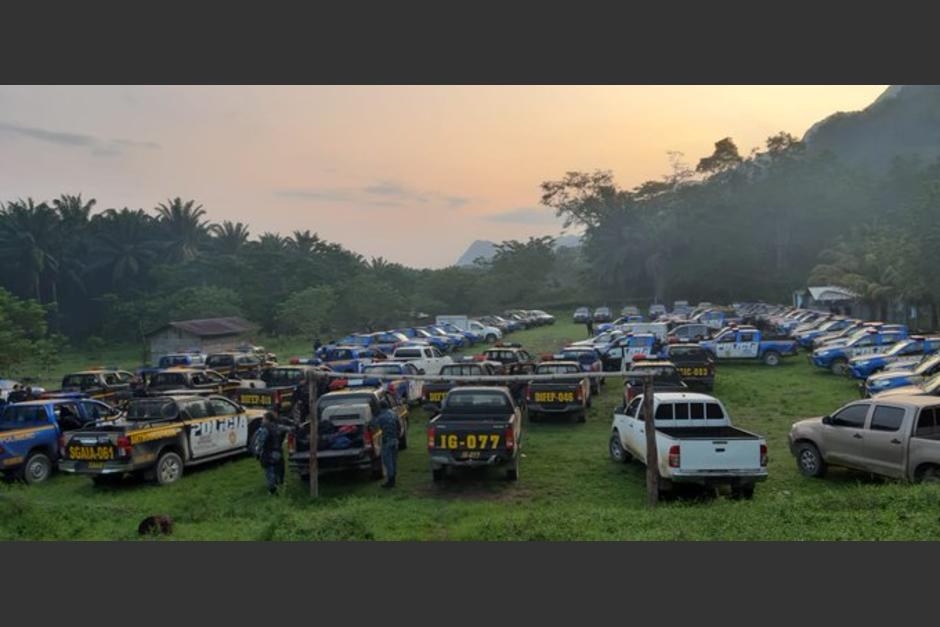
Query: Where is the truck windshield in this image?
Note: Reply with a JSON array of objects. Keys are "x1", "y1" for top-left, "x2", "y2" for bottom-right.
[
  {"x1": 395, "y1": 349, "x2": 421, "y2": 359},
  {"x1": 261, "y1": 368, "x2": 305, "y2": 387},
  {"x1": 126, "y1": 399, "x2": 177, "y2": 421},
  {"x1": 886, "y1": 341, "x2": 915, "y2": 356},
  {"x1": 207, "y1": 356, "x2": 233, "y2": 368},
  {"x1": 440, "y1": 365, "x2": 483, "y2": 376},
  {"x1": 151, "y1": 373, "x2": 188, "y2": 387},
  {"x1": 442, "y1": 392, "x2": 512, "y2": 415},
  {"x1": 62, "y1": 374, "x2": 97, "y2": 389}
]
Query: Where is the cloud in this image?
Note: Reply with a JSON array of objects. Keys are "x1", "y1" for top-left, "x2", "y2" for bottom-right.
[
  {"x1": 483, "y1": 207, "x2": 560, "y2": 225},
  {"x1": 276, "y1": 180, "x2": 470, "y2": 209},
  {"x1": 0, "y1": 121, "x2": 161, "y2": 157}
]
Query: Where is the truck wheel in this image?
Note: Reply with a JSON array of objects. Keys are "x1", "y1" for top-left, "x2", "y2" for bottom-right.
[
  {"x1": 154, "y1": 451, "x2": 184, "y2": 486},
  {"x1": 485, "y1": 334, "x2": 497, "y2": 343},
  {"x1": 609, "y1": 433, "x2": 630, "y2": 463},
  {"x1": 575, "y1": 409, "x2": 587, "y2": 423},
  {"x1": 830, "y1": 358, "x2": 848, "y2": 376},
  {"x1": 248, "y1": 424, "x2": 262, "y2": 454},
  {"x1": 22, "y1": 452, "x2": 52, "y2": 485},
  {"x1": 506, "y1": 457, "x2": 520, "y2": 481},
  {"x1": 432, "y1": 466, "x2": 446, "y2": 482},
  {"x1": 795, "y1": 442, "x2": 826, "y2": 478},
  {"x1": 731, "y1": 483, "x2": 755, "y2": 500},
  {"x1": 763, "y1": 350, "x2": 781, "y2": 366},
  {"x1": 916, "y1": 465, "x2": 940, "y2": 483}
]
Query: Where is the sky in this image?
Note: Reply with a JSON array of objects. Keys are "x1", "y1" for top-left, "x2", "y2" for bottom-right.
[{"x1": 0, "y1": 85, "x2": 887, "y2": 268}]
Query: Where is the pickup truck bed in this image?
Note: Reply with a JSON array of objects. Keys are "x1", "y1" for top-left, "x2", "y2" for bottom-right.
[{"x1": 657, "y1": 426, "x2": 757, "y2": 439}]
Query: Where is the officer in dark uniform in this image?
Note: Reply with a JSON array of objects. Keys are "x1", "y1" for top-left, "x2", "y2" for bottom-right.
[
  {"x1": 586, "y1": 318, "x2": 594, "y2": 338},
  {"x1": 370, "y1": 399, "x2": 400, "y2": 488},
  {"x1": 256, "y1": 411, "x2": 292, "y2": 494}
]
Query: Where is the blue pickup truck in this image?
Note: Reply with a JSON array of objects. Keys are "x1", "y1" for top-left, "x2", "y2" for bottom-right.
[
  {"x1": 0, "y1": 398, "x2": 120, "y2": 483},
  {"x1": 862, "y1": 352, "x2": 940, "y2": 397},
  {"x1": 810, "y1": 327, "x2": 909, "y2": 375},
  {"x1": 794, "y1": 318, "x2": 856, "y2": 348},
  {"x1": 847, "y1": 336, "x2": 940, "y2": 380},
  {"x1": 699, "y1": 327, "x2": 798, "y2": 366},
  {"x1": 395, "y1": 328, "x2": 452, "y2": 353},
  {"x1": 309, "y1": 346, "x2": 379, "y2": 373}
]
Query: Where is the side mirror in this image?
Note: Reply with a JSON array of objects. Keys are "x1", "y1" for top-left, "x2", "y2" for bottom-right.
[{"x1": 821, "y1": 415, "x2": 832, "y2": 425}]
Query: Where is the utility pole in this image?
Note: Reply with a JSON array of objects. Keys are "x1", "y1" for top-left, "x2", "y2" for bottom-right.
[
  {"x1": 642, "y1": 374, "x2": 658, "y2": 506},
  {"x1": 308, "y1": 372, "x2": 319, "y2": 498}
]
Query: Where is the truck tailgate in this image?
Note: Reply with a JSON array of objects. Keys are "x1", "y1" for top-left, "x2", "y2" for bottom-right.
[{"x1": 659, "y1": 426, "x2": 762, "y2": 472}]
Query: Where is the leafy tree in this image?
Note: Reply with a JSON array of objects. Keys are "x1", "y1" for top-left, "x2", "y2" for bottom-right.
[
  {"x1": 0, "y1": 288, "x2": 50, "y2": 375},
  {"x1": 275, "y1": 286, "x2": 337, "y2": 337}
]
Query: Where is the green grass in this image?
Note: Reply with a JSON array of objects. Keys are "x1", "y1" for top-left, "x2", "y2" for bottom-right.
[{"x1": 4, "y1": 321, "x2": 940, "y2": 540}]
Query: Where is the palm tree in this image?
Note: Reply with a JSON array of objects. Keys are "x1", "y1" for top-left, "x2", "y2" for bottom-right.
[
  {"x1": 52, "y1": 194, "x2": 97, "y2": 298},
  {"x1": 256, "y1": 232, "x2": 289, "y2": 252},
  {"x1": 0, "y1": 198, "x2": 59, "y2": 302},
  {"x1": 287, "y1": 229, "x2": 321, "y2": 255},
  {"x1": 155, "y1": 197, "x2": 209, "y2": 262},
  {"x1": 210, "y1": 221, "x2": 250, "y2": 255},
  {"x1": 90, "y1": 208, "x2": 161, "y2": 288}
]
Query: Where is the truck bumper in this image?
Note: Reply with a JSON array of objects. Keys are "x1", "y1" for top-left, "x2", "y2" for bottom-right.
[
  {"x1": 528, "y1": 402, "x2": 583, "y2": 414},
  {"x1": 58, "y1": 460, "x2": 135, "y2": 475},
  {"x1": 667, "y1": 469, "x2": 768, "y2": 485},
  {"x1": 288, "y1": 448, "x2": 376, "y2": 474},
  {"x1": 430, "y1": 453, "x2": 511, "y2": 468}
]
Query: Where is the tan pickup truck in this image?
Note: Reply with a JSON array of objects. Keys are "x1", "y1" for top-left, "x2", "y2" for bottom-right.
[{"x1": 789, "y1": 394, "x2": 940, "y2": 482}]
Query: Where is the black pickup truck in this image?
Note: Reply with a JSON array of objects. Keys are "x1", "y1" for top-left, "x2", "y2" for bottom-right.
[
  {"x1": 145, "y1": 368, "x2": 241, "y2": 398},
  {"x1": 236, "y1": 364, "x2": 332, "y2": 419},
  {"x1": 54, "y1": 369, "x2": 135, "y2": 405},
  {"x1": 526, "y1": 361, "x2": 590, "y2": 422},
  {"x1": 623, "y1": 360, "x2": 689, "y2": 404},
  {"x1": 482, "y1": 344, "x2": 538, "y2": 376},
  {"x1": 287, "y1": 388, "x2": 409, "y2": 480},
  {"x1": 427, "y1": 387, "x2": 522, "y2": 481},
  {"x1": 421, "y1": 361, "x2": 504, "y2": 412},
  {"x1": 58, "y1": 394, "x2": 265, "y2": 485},
  {"x1": 664, "y1": 344, "x2": 715, "y2": 391}
]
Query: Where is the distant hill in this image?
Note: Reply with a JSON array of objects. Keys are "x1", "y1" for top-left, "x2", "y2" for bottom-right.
[
  {"x1": 455, "y1": 234, "x2": 581, "y2": 266},
  {"x1": 804, "y1": 85, "x2": 940, "y2": 172}
]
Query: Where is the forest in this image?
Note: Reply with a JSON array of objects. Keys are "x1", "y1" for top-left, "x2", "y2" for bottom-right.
[{"x1": 2, "y1": 129, "x2": 940, "y2": 370}]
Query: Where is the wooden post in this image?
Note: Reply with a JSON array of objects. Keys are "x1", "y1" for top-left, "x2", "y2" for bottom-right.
[
  {"x1": 643, "y1": 374, "x2": 658, "y2": 506},
  {"x1": 308, "y1": 372, "x2": 319, "y2": 498}
]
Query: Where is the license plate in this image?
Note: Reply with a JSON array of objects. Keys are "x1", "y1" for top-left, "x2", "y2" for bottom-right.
[
  {"x1": 67, "y1": 445, "x2": 115, "y2": 461},
  {"x1": 435, "y1": 433, "x2": 501, "y2": 449},
  {"x1": 427, "y1": 391, "x2": 445, "y2": 402},
  {"x1": 679, "y1": 367, "x2": 709, "y2": 377},
  {"x1": 239, "y1": 393, "x2": 273, "y2": 406},
  {"x1": 534, "y1": 391, "x2": 574, "y2": 403}
]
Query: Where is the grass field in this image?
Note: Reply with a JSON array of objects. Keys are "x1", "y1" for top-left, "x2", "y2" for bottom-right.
[{"x1": 4, "y1": 320, "x2": 940, "y2": 540}]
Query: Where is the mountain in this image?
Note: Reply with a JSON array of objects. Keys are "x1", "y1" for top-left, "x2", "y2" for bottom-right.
[
  {"x1": 455, "y1": 234, "x2": 582, "y2": 266},
  {"x1": 803, "y1": 85, "x2": 940, "y2": 172}
]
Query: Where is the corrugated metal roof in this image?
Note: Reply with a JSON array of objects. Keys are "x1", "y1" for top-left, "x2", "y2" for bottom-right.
[
  {"x1": 146, "y1": 317, "x2": 257, "y2": 338},
  {"x1": 808, "y1": 286, "x2": 858, "y2": 302}
]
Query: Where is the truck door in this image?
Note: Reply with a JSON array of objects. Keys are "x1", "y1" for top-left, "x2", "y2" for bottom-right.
[
  {"x1": 821, "y1": 402, "x2": 872, "y2": 468},
  {"x1": 849, "y1": 335, "x2": 876, "y2": 358},
  {"x1": 714, "y1": 332, "x2": 737, "y2": 359},
  {"x1": 860, "y1": 404, "x2": 908, "y2": 478},
  {"x1": 734, "y1": 330, "x2": 760, "y2": 358},
  {"x1": 618, "y1": 396, "x2": 644, "y2": 456}
]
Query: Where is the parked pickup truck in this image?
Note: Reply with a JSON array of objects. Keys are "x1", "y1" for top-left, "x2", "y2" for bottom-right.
[
  {"x1": 421, "y1": 361, "x2": 504, "y2": 412},
  {"x1": 287, "y1": 388, "x2": 409, "y2": 480},
  {"x1": 664, "y1": 344, "x2": 716, "y2": 391},
  {"x1": 609, "y1": 391, "x2": 768, "y2": 498},
  {"x1": 700, "y1": 327, "x2": 798, "y2": 366},
  {"x1": 236, "y1": 364, "x2": 332, "y2": 418},
  {"x1": 609, "y1": 392, "x2": 767, "y2": 498},
  {"x1": 863, "y1": 354, "x2": 940, "y2": 397},
  {"x1": 144, "y1": 367, "x2": 240, "y2": 397},
  {"x1": 1, "y1": 398, "x2": 121, "y2": 483},
  {"x1": 58, "y1": 395, "x2": 265, "y2": 486},
  {"x1": 810, "y1": 327, "x2": 909, "y2": 375},
  {"x1": 342, "y1": 361, "x2": 424, "y2": 404},
  {"x1": 795, "y1": 318, "x2": 855, "y2": 348},
  {"x1": 789, "y1": 395, "x2": 940, "y2": 482},
  {"x1": 847, "y1": 336, "x2": 940, "y2": 380},
  {"x1": 51, "y1": 369, "x2": 135, "y2": 405},
  {"x1": 427, "y1": 386, "x2": 522, "y2": 481},
  {"x1": 391, "y1": 344, "x2": 452, "y2": 375},
  {"x1": 526, "y1": 361, "x2": 590, "y2": 423}
]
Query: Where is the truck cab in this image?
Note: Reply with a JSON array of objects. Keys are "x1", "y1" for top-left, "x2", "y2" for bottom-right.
[
  {"x1": 1, "y1": 398, "x2": 121, "y2": 483},
  {"x1": 391, "y1": 344, "x2": 452, "y2": 375},
  {"x1": 55, "y1": 369, "x2": 135, "y2": 404},
  {"x1": 145, "y1": 367, "x2": 239, "y2": 396},
  {"x1": 421, "y1": 361, "x2": 503, "y2": 411},
  {"x1": 700, "y1": 327, "x2": 798, "y2": 366},
  {"x1": 811, "y1": 327, "x2": 909, "y2": 375},
  {"x1": 347, "y1": 361, "x2": 423, "y2": 404}
]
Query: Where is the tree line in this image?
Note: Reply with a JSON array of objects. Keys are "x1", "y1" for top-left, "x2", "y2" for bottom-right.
[
  {"x1": 541, "y1": 132, "x2": 940, "y2": 328},
  {"x1": 0, "y1": 196, "x2": 590, "y2": 368}
]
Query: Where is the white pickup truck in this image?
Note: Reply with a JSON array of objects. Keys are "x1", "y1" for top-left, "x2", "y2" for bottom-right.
[
  {"x1": 391, "y1": 345, "x2": 453, "y2": 375},
  {"x1": 608, "y1": 391, "x2": 768, "y2": 498}
]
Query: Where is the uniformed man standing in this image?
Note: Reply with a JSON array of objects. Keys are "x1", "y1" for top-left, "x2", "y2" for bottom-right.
[
  {"x1": 255, "y1": 411, "x2": 291, "y2": 495},
  {"x1": 586, "y1": 318, "x2": 594, "y2": 338},
  {"x1": 370, "y1": 399, "x2": 400, "y2": 488}
]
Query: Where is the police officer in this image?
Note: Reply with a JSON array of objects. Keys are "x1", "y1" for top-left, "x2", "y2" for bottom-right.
[
  {"x1": 255, "y1": 411, "x2": 291, "y2": 495},
  {"x1": 7, "y1": 384, "x2": 27, "y2": 404},
  {"x1": 370, "y1": 398, "x2": 400, "y2": 488},
  {"x1": 586, "y1": 318, "x2": 595, "y2": 338}
]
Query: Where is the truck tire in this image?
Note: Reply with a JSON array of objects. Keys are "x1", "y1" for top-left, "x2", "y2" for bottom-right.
[
  {"x1": 485, "y1": 334, "x2": 497, "y2": 343},
  {"x1": 609, "y1": 433, "x2": 630, "y2": 463},
  {"x1": 506, "y1": 456, "x2": 519, "y2": 481},
  {"x1": 795, "y1": 442, "x2": 826, "y2": 478},
  {"x1": 22, "y1": 451, "x2": 52, "y2": 485},
  {"x1": 830, "y1": 358, "x2": 848, "y2": 376},
  {"x1": 432, "y1": 466, "x2": 446, "y2": 482},
  {"x1": 731, "y1": 483, "x2": 755, "y2": 500},
  {"x1": 154, "y1": 450, "x2": 184, "y2": 486},
  {"x1": 916, "y1": 465, "x2": 940, "y2": 483},
  {"x1": 575, "y1": 409, "x2": 586, "y2": 423},
  {"x1": 763, "y1": 350, "x2": 781, "y2": 366}
]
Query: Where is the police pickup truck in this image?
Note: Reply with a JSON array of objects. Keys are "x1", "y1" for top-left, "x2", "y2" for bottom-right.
[
  {"x1": 205, "y1": 352, "x2": 264, "y2": 379},
  {"x1": 236, "y1": 364, "x2": 333, "y2": 418},
  {"x1": 699, "y1": 326, "x2": 798, "y2": 366},
  {"x1": 145, "y1": 367, "x2": 240, "y2": 397},
  {"x1": 427, "y1": 387, "x2": 522, "y2": 481},
  {"x1": 482, "y1": 343, "x2": 538, "y2": 375},
  {"x1": 53, "y1": 369, "x2": 135, "y2": 405},
  {"x1": 58, "y1": 395, "x2": 265, "y2": 486},
  {"x1": 609, "y1": 392, "x2": 768, "y2": 498},
  {"x1": 344, "y1": 361, "x2": 424, "y2": 404},
  {"x1": 1, "y1": 398, "x2": 120, "y2": 483},
  {"x1": 863, "y1": 353, "x2": 940, "y2": 397},
  {"x1": 421, "y1": 360, "x2": 504, "y2": 412},
  {"x1": 810, "y1": 326, "x2": 908, "y2": 375},
  {"x1": 847, "y1": 336, "x2": 940, "y2": 380},
  {"x1": 664, "y1": 344, "x2": 716, "y2": 391},
  {"x1": 287, "y1": 388, "x2": 409, "y2": 480},
  {"x1": 526, "y1": 361, "x2": 590, "y2": 422}
]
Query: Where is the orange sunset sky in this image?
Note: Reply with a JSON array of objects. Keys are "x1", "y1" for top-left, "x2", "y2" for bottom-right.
[{"x1": 0, "y1": 85, "x2": 887, "y2": 267}]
